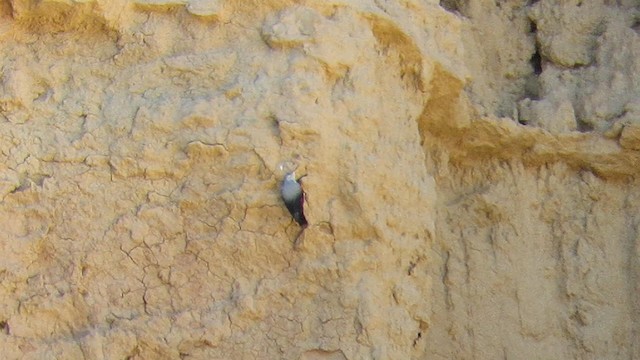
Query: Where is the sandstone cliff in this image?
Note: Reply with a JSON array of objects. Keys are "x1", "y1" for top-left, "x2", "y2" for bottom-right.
[{"x1": 0, "y1": 0, "x2": 638, "y2": 359}]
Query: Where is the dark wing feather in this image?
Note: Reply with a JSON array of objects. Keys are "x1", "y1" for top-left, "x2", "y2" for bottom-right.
[
  {"x1": 283, "y1": 191, "x2": 307, "y2": 226},
  {"x1": 296, "y1": 190, "x2": 307, "y2": 226}
]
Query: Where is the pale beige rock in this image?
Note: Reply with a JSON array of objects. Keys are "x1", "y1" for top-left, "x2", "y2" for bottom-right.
[
  {"x1": 619, "y1": 123, "x2": 640, "y2": 150},
  {"x1": 525, "y1": 3, "x2": 640, "y2": 131},
  {"x1": 186, "y1": 0, "x2": 222, "y2": 18},
  {"x1": 518, "y1": 96, "x2": 577, "y2": 134},
  {"x1": 0, "y1": 0, "x2": 638, "y2": 359},
  {"x1": 449, "y1": 0, "x2": 534, "y2": 117},
  {"x1": 262, "y1": 6, "x2": 322, "y2": 49},
  {"x1": 528, "y1": 0, "x2": 605, "y2": 67}
]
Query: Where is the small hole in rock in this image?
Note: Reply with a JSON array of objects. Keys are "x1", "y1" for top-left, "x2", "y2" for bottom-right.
[
  {"x1": 577, "y1": 120, "x2": 594, "y2": 132},
  {"x1": 412, "y1": 332, "x2": 422, "y2": 347},
  {"x1": 0, "y1": 320, "x2": 9, "y2": 334},
  {"x1": 632, "y1": 19, "x2": 640, "y2": 34}
]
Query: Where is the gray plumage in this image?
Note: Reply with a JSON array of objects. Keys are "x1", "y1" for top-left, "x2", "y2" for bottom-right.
[{"x1": 281, "y1": 172, "x2": 307, "y2": 226}]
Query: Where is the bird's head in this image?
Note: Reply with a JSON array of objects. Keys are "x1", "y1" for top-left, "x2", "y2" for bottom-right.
[{"x1": 285, "y1": 172, "x2": 296, "y2": 182}]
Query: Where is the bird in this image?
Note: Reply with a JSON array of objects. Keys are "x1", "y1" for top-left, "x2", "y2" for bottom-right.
[{"x1": 280, "y1": 172, "x2": 307, "y2": 226}]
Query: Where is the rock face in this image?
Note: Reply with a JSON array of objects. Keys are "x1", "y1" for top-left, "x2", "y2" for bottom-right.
[{"x1": 0, "y1": 0, "x2": 638, "y2": 359}]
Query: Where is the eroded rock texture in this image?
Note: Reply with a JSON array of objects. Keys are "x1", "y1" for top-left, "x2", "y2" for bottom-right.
[{"x1": 0, "y1": 0, "x2": 638, "y2": 359}]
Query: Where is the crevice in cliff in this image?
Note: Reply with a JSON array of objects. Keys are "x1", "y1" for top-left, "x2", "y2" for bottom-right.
[
  {"x1": 528, "y1": 21, "x2": 542, "y2": 76},
  {"x1": 520, "y1": 19, "x2": 542, "y2": 113}
]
